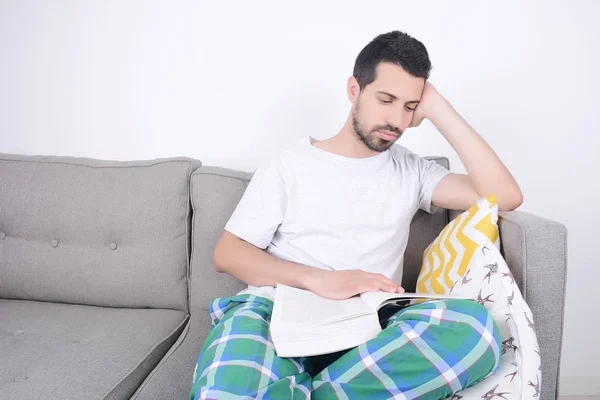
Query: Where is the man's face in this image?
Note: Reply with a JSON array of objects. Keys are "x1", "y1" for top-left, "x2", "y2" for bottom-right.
[{"x1": 351, "y1": 62, "x2": 425, "y2": 152}]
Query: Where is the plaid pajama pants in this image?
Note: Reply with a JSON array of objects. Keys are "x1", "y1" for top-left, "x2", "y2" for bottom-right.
[{"x1": 189, "y1": 294, "x2": 501, "y2": 400}]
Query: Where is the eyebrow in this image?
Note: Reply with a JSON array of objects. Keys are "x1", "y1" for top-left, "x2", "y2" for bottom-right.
[{"x1": 376, "y1": 91, "x2": 420, "y2": 104}]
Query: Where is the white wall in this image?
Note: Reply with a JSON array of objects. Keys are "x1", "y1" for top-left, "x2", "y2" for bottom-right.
[{"x1": 1, "y1": 0, "x2": 598, "y2": 392}]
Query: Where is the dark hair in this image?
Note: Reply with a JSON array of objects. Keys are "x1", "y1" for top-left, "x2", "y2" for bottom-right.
[{"x1": 353, "y1": 30, "x2": 432, "y2": 91}]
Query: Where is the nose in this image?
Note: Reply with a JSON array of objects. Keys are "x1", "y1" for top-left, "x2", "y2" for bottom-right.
[{"x1": 386, "y1": 110, "x2": 408, "y2": 133}]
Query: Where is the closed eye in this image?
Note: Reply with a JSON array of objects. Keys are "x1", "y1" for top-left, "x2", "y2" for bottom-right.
[
  {"x1": 380, "y1": 99, "x2": 415, "y2": 111},
  {"x1": 380, "y1": 98, "x2": 416, "y2": 113}
]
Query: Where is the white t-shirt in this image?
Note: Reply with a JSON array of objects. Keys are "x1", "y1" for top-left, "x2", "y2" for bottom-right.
[{"x1": 224, "y1": 136, "x2": 451, "y2": 301}]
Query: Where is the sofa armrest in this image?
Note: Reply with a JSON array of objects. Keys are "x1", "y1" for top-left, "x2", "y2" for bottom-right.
[{"x1": 498, "y1": 210, "x2": 568, "y2": 400}]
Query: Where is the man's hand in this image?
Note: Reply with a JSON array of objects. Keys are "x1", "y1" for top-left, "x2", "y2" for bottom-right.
[
  {"x1": 305, "y1": 269, "x2": 405, "y2": 300},
  {"x1": 405, "y1": 80, "x2": 524, "y2": 211},
  {"x1": 408, "y1": 81, "x2": 445, "y2": 128}
]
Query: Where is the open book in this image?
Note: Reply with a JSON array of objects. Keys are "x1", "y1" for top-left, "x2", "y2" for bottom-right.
[{"x1": 269, "y1": 283, "x2": 476, "y2": 358}]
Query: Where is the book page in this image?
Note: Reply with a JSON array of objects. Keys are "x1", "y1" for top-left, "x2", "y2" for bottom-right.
[
  {"x1": 272, "y1": 313, "x2": 382, "y2": 357},
  {"x1": 274, "y1": 284, "x2": 372, "y2": 327}
]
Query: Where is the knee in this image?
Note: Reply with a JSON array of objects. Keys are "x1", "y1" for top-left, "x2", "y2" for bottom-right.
[
  {"x1": 445, "y1": 299, "x2": 502, "y2": 366},
  {"x1": 445, "y1": 299, "x2": 497, "y2": 328},
  {"x1": 445, "y1": 299, "x2": 499, "y2": 334}
]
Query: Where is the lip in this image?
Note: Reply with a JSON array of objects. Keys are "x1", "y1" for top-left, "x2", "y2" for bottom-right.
[{"x1": 376, "y1": 130, "x2": 398, "y2": 140}]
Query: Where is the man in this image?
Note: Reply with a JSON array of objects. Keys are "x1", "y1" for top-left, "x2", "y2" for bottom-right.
[{"x1": 190, "y1": 30, "x2": 522, "y2": 400}]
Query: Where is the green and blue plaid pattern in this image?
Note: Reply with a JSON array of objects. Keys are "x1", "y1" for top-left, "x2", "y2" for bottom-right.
[{"x1": 190, "y1": 294, "x2": 501, "y2": 400}]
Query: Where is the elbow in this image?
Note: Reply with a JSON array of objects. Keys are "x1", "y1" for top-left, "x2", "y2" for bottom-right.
[
  {"x1": 213, "y1": 231, "x2": 245, "y2": 274},
  {"x1": 499, "y1": 189, "x2": 523, "y2": 211},
  {"x1": 213, "y1": 254, "x2": 225, "y2": 273},
  {"x1": 213, "y1": 237, "x2": 228, "y2": 273}
]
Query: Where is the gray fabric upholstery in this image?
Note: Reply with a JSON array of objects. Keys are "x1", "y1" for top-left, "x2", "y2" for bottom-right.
[
  {"x1": 0, "y1": 299, "x2": 188, "y2": 400},
  {"x1": 129, "y1": 166, "x2": 254, "y2": 399},
  {"x1": 0, "y1": 153, "x2": 201, "y2": 310},
  {"x1": 188, "y1": 166, "x2": 254, "y2": 312},
  {"x1": 0, "y1": 153, "x2": 566, "y2": 400},
  {"x1": 130, "y1": 311, "x2": 213, "y2": 399},
  {"x1": 497, "y1": 210, "x2": 567, "y2": 400}
]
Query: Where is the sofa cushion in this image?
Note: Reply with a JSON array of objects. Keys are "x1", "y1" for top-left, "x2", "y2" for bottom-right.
[
  {"x1": 0, "y1": 299, "x2": 188, "y2": 400},
  {"x1": 130, "y1": 312, "x2": 213, "y2": 400},
  {"x1": 0, "y1": 153, "x2": 201, "y2": 310},
  {"x1": 443, "y1": 241, "x2": 542, "y2": 398},
  {"x1": 189, "y1": 166, "x2": 250, "y2": 312},
  {"x1": 415, "y1": 195, "x2": 500, "y2": 295}
]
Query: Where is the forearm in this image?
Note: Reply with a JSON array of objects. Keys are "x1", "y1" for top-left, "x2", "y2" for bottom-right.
[
  {"x1": 429, "y1": 98, "x2": 523, "y2": 208},
  {"x1": 213, "y1": 231, "x2": 321, "y2": 290}
]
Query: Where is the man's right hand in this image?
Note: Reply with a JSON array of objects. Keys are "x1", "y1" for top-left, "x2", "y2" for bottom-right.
[{"x1": 304, "y1": 269, "x2": 405, "y2": 300}]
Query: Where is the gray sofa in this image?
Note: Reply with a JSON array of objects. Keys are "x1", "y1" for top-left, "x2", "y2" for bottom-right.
[{"x1": 0, "y1": 153, "x2": 567, "y2": 399}]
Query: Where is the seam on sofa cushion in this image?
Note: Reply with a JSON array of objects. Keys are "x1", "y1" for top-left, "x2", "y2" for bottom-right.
[
  {"x1": 193, "y1": 172, "x2": 250, "y2": 182},
  {"x1": 188, "y1": 168, "x2": 252, "y2": 315},
  {"x1": 100, "y1": 313, "x2": 190, "y2": 400},
  {"x1": 555, "y1": 227, "x2": 568, "y2": 398},
  {"x1": 192, "y1": 169, "x2": 252, "y2": 182},
  {"x1": 0, "y1": 155, "x2": 198, "y2": 169},
  {"x1": 129, "y1": 316, "x2": 193, "y2": 399},
  {"x1": 189, "y1": 171, "x2": 199, "y2": 316},
  {"x1": 129, "y1": 166, "x2": 206, "y2": 399},
  {"x1": 182, "y1": 161, "x2": 194, "y2": 315},
  {"x1": 498, "y1": 214, "x2": 529, "y2": 299}
]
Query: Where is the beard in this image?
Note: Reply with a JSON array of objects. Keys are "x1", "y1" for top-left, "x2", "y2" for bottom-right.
[{"x1": 351, "y1": 101, "x2": 402, "y2": 153}]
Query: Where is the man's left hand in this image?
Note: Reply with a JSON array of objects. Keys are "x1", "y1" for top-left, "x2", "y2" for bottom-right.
[{"x1": 408, "y1": 81, "x2": 445, "y2": 128}]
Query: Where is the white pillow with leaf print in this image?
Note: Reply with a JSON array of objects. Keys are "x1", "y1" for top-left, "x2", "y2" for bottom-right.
[{"x1": 442, "y1": 240, "x2": 542, "y2": 400}]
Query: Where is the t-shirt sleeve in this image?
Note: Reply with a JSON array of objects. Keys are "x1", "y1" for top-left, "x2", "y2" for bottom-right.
[
  {"x1": 405, "y1": 149, "x2": 452, "y2": 214},
  {"x1": 223, "y1": 156, "x2": 287, "y2": 249}
]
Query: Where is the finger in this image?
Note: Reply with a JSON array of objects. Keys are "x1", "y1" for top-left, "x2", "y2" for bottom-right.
[
  {"x1": 375, "y1": 275, "x2": 401, "y2": 292},
  {"x1": 360, "y1": 278, "x2": 387, "y2": 292},
  {"x1": 360, "y1": 284, "x2": 381, "y2": 294},
  {"x1": 376, "y1": 273, "x2": 397, "y2": 285},
  {"x1": 370, "y1": 279, "x2": 397, "y2": 293}
]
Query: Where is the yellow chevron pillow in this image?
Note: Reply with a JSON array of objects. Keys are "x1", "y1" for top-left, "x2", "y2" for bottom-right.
[{"x1": 416, "y1": 194, "x2": 500, "y2": 295}]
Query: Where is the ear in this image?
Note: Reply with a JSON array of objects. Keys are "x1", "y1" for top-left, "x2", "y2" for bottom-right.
[{"x1": 347, "y1": 76, "x2": 360, "y2": 104}]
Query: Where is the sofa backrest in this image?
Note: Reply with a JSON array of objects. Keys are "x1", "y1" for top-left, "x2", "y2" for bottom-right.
[
  {"x1": 189, "y1": 157, "x2": 450, "y2": 312},
  {"x1": 0, "y1": 153, "x2": 201, "y2": 311},
  {"x1": 189, "y1": 167, "x2": 250, "y2": 312}
]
